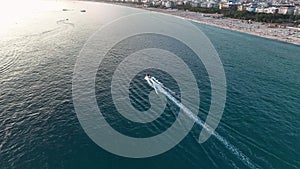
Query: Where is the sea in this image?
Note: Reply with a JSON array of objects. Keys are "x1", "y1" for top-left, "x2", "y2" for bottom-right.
[{"x1": 0, "y1": 1, "x2": 299, "y2": 169}]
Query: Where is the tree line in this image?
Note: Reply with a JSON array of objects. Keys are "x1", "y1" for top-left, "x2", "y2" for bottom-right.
[{"x1": 173, "y1": 5, "x2": 300, "y2": 25}]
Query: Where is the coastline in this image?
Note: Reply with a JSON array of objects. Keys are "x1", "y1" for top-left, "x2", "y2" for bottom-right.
[
  {"x1": 107, "y1": 3, "x2": 300, "y2": 46},
  {"x1": 146, "y1": 8, "x2": 300, "y2": 46}
]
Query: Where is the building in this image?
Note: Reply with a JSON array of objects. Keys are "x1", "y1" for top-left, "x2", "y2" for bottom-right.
[
  {"x1": 219, "y1": 3, "x2": 240, "y2": 10},
  {"x1": 255, "y1": 6, "x2": 265, "y2": 13},
  {"x1": 219, "y1": 3, "x2": 229, "y2": 9},
  {"x1": 246, "y1": 6, "x2": 257, "y2": 12},
  {"x1": 207, "y1": 2, "x2": 218, "y2": 8},
  {"x1": 200, "y1": 2, "x2": 208, "y2": 8},
  {"x1": 278, "y1": 6, "x2": 296, "y2": 14},
  {"x1": 264, "y1": 7, "x2": 279, "y2": 14},
  {"x1": 237, "y1": 4, "x2": 244, "y2": 11},
  {"x1": 176, "y1": 1, "x2": 184, "y2": 5},
  {"x1": 191, "y1": 1, "x2": 200, "y2": 7},
  {"x1": 164, "y1": 1, "x2": 175, "y2": 8},
  {"x1": 294, "y1": 6, "x2": 300, "y2": 15}
]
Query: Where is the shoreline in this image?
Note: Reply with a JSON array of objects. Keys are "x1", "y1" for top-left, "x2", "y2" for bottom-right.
[
  {"x1": 106, "y1": 2, "x2": 300, "y2": 46},
  {"x1": 146, "y1": 8, "x2": 300, "y2": 46}
]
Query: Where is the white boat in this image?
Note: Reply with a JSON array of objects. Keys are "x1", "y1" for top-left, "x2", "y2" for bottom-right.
[{"x1": 144, "y1": 74, "x2": 160, "y2": 94}]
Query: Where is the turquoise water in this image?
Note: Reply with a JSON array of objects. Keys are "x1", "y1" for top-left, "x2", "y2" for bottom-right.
[{"x1": 0, "y1": 1, "x2": 299, "y2": 169}]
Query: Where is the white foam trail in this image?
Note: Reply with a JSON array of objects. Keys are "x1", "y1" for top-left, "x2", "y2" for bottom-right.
[{"x1": 153, "y1": 82, "x2": 258, "y2": 169}]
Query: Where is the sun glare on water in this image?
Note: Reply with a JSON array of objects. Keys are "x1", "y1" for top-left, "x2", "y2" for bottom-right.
[
  {"x1": 0, "y1": 0, "x2": 62, "y2": 24},
  {"x1": 0, "y1": 0, "x2": 64, "y2": 36}
]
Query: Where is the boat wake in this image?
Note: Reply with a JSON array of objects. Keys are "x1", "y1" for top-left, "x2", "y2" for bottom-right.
[{"x1": 147, "y1": 75, "x2": 259, "y2": 169}]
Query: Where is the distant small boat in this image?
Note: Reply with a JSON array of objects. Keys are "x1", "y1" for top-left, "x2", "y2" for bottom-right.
[
  {"x1": 62, "y1": 9, "x2": 71, "y2": 11},
  {"x1": 80, "y1": 9, "x2": 86, "y2": 12}
]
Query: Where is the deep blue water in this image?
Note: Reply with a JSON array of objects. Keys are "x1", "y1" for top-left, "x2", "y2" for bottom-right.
[{"x1": 0, "y1": 1, "x2": 299, "y2": 169}]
